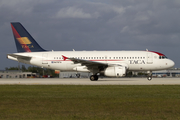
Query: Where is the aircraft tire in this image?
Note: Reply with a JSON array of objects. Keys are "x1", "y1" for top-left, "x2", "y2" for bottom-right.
[
  {"x1": 76, "y1": 74, "x2": 80, "y2": 78},
  {"x1": 147, "y1": 76, "x2": 152, "y2": 81},
  {"x1": 90, "y1": 75, "x2": 98, "y2": 81},
  {"x1": 94, "y1": 75, "x2": 98, "y2": 81}
]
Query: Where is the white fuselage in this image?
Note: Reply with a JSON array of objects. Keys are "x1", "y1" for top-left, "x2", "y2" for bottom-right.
[{"x1": 8, "y1": 51, "x2": 175, "y2": 72}]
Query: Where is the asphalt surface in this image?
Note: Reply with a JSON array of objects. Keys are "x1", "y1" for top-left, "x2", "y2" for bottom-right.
[{"x1": 0, "y1": 77, "x2": 180, "y2": 85}]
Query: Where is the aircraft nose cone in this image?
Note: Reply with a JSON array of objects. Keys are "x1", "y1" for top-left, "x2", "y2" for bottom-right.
[{"x1": 169, "y1": 60, "x2": 175, "y2": 68}]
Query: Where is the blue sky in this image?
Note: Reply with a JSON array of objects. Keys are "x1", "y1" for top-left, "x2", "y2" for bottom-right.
[{"x1": 0, "y1": 0, "x2": 180, "y2": 69}]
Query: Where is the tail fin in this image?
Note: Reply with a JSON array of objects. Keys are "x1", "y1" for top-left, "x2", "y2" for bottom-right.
[{"x1": 11, "y1": 22, "x2": 46, "y2": 52}]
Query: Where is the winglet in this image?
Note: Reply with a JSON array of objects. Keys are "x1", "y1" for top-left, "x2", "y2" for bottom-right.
[{"x1": 62, "y1": 55, "x2": 68, "y2": 61}]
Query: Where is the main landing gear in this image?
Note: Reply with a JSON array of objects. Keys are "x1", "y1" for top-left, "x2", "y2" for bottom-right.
[
  {"x1": 76, "y1": 73, "x2": 80, "y2": 78},
  {"x1": 147, "y1": 71, "x2": 152, "y2": 81},
  {"x1": 90, "y1": 75, "x2": 99, "y2": 81}
]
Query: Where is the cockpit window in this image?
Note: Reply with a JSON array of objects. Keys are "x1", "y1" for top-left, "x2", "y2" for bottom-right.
[{"x1": 159, "y1": 56, "x2": 168, "y2": 59}]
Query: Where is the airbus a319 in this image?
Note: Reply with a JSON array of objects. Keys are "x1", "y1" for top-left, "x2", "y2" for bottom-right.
[{"x1": 7, "y1": 22, "x2": 175, "y2": 81}]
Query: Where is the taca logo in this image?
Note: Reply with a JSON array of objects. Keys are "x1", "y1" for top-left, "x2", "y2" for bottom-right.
[
  {"x1": 16, "y1": 37, "x2": 34, "y2": 48},
  {"x1": 21, "y1": 44, "x2": 34, "y2": 48},
  {"x1": 129, "y1": 60, "x2": 145, "y2": 64}
]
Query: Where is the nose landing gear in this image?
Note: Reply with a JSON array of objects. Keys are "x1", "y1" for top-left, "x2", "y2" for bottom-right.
[
  {"x1": 147, "y1": 71, "x2": 152, "y2": 81},
  {"x1": 147, "y1": 76, "x2": 152, "y2": 81}
]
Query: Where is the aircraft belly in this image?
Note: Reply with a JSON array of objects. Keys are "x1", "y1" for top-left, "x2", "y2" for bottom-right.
[
  {"x1": 129, "y1": 64, "x2": 153, "y2": 71},
  {"x1": 49, "y1": 61, "x2": 77, "y2": 71},
  {"x1": 30, "y1": 58, "x2": 43, "y2": 67},
  {"x1": 66, "y1": 62, "x2": 77, "y2": 71}
]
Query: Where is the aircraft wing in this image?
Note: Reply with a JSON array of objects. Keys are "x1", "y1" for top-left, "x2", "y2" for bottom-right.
[
  {"x1": 7, "y1": 54, "x2": 32, "y2": 61},
  {"x1": 62, "y1": 55, "x2": 108, "y2": 70}
]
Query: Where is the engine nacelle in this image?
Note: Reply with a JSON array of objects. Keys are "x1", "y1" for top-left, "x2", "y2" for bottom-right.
[{"x1": 104, "y1": 66, "x2": 126, "y2": 77}]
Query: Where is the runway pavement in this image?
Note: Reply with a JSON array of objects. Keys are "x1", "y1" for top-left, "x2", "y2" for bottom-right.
[{"x1": 0, "y1": 77, "x2": 180, "y2": 85}]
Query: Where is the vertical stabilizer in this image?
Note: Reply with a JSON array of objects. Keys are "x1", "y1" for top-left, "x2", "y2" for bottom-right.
[{"x1": 11, "y1": 22, "x2": 45, "y2": 52}]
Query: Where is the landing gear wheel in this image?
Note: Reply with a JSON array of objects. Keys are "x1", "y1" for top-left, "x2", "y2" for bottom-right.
[
  {"x1": 76, "y1": 74, "x2": 80, "y2": 78},
  {"x1": 94, "y1": 75, "x2": 98, "y2": 81},
  {"x1": 147, "y1": 76, "x2": 152, "y2": 81},
  {"x1": 90, "y1": 75, "x2": 99, "y2": 81}
]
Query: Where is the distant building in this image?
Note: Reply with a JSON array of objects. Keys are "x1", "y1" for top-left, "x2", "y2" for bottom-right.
[
  {"x1": 152, "y1": 68, "x2": 180, "y2": 77},
  {"x1": 0, "y1": 70, "x2": 37, "y2": 78},
  {"x1": 59, "y1": 72, "x2": 92, "y2": 78}
]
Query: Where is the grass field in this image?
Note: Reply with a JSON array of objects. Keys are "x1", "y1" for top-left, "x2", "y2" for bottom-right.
[{"x1": 0, "y1": 85, "x2": 180, "y2": 120}]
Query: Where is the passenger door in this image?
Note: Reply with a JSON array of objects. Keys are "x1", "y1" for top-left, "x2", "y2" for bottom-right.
[{"x1": 147, "y1": 53, "x2": 153, "y2": 64}]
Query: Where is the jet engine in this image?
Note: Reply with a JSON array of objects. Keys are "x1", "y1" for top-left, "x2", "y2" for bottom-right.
[{"x1": 103, "y1": 66, "x2": 126, "y2": 77}]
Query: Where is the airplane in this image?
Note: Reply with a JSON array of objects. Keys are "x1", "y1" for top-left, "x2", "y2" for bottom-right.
[{"x1": 7, "y1": 22, "x2": 175, "y2": 81}]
